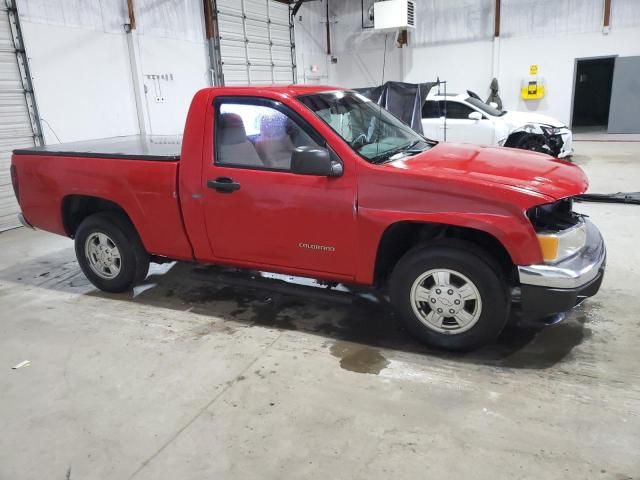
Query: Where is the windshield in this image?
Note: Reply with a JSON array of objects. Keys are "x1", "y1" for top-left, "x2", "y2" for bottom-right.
[
  {"x1": 298, "y1": 91, "x2": 432, "y2": 163},
  {"x1": 465, "y1": 96, "x2": 505, "y2": 116}
]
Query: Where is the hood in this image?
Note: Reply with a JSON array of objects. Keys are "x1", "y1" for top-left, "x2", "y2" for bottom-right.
[
  {"x1": 500, "y1": 110, "x2": 565, "y2": 129},
  {"x1": 388, "y1": 143, "x2": 588, "y2": 200}
]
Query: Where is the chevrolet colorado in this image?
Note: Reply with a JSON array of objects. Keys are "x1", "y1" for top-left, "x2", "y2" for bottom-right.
[{"x1": 10, "y1": 86, "x2": 605, "y2": 350}]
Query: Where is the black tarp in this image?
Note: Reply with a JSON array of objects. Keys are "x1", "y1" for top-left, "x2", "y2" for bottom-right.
[{"x1": 355, "y1": 81, "x2": 435, "y2": 135}]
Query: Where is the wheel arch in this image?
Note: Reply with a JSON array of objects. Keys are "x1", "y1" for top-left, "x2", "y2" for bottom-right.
[
  {"x1": 504, "y1": 124, "x2": 546, "y2": 148},
  {"x1": 61, "y1": 195, "x2": 136, "y2": 238},
  {"x1": 504, "y1": 130, "x2": 528, "y2": 147},
  {"x1": 373, "y1": 220, "x2": 516, "y2": 287}
]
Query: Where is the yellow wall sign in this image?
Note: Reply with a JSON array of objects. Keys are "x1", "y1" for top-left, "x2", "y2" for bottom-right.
[
  {"x1": 529, "y1": 64, "x2": 538, "y2": 75},
  {"x1": 521, "y1": 82, "x2": 545, "y2": 100}
]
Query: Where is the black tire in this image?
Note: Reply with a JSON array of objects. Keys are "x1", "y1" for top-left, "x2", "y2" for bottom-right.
[
  {"x1": 75, "y1": 212, "x2": 149, "y2": 293},
  {"x1": 389, "y1": 244, "x2": 509, "y2": 351}
]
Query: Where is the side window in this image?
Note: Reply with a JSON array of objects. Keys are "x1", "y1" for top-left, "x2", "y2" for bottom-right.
[
  {"x1": 443, "y1": 101, "x2": 475, "y2": 119},
  {"x1": 216, "y1": 101, "x2": 319, "y2": 170},
  {"x1": 422, "y1": 100, "x2": 441, "y2": 119}
]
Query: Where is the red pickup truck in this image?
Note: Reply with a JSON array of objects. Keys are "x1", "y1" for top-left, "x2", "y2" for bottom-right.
[{"x1": 10, "y1": 85, "x2": 605, "y2": 350}]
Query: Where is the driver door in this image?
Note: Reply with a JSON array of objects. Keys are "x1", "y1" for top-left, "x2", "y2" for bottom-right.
[
  {"x1": 202, "y1": 97, "x2": 358, "y2": 278},
  {"x1": 441, "y1": 101, "x2": 494, "y2": 145}
]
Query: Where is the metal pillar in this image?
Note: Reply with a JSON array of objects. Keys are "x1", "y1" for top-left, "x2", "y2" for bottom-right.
[
  {"x1": 204, "y1": 0, "x2": 224, "y2": 86},
  {"x1": 7, "y1": 0, "x2": 43, "y2": 145}
]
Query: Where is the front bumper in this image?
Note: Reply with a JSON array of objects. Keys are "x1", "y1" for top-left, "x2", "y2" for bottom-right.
[
  {"x1": 557, "y1": 128, "x2": 573, "y2": 158},
  {"x1": 18, "y1": 212, "x2": 35, "y2": 229},
  {"x1": 518, "y1": 219, "x2": 605, "y2": 321},
  {"x1": 546, "y1": 128, "x2": 573, "y2": 158}
]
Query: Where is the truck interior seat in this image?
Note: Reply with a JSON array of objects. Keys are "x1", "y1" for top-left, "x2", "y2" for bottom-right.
[
  {"x1": 255, "y1": 114, "x2": 295, "y2": 170},
  {"x1": 217, "y1": 112, "x2": 264, "y2": 167}
]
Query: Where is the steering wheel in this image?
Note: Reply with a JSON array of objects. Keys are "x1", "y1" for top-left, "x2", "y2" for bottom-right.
[{"x1": 350, "y1": 133, "x2": 368, "y2": 149}]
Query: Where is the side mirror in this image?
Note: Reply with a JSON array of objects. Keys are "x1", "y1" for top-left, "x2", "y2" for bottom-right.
[
  {"x1": 468, "y1": 111, "x2": 483, "y2": 121},
  {"x1": 489, "y1": 102, "x2": 498, "y2": 109},
  {"x1": 291, "y1": 146, "x2": 343, "y2": 177}
]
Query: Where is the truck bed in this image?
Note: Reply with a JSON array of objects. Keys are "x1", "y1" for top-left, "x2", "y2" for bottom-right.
[
  {"x1": 12, "y1": 135, "x2": 193, "y2": 261},
  {"x1": 13, "y1": 135, "x2": 182, "y2": 161}
]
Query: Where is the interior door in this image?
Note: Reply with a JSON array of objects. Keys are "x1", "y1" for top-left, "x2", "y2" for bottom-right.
[
  {"x1": 608, "y1": 56, "x2": 640, "y2": 134},
  {"x1": 202, "y1": 97, "x2": 357, "y2": 277}
]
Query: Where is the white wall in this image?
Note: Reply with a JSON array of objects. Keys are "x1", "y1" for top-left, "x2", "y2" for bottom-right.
[
  {"x1": 19, "y1": 0, "x2": 210, "y2": 142},
  {"x1": 136, "y1": 35, "x2": 209, "y2": 135},
  {"x1": 19, "y1": 2, "x2": 139, "y2": 143},
  {"x1": 294, "y1": 1, "x2": 330, "y2": 85},
  {"x1": 328, "y1": 0, "x2": 403, "y2": 88},
  {"x1": 404, "y1": 39, "x2": 495, "y2": 97},
  {"x1": 297, "y1": 0, "x2": 640, "y2": 127},
  {"x1": 499, "y1": 28, "x2": 640, "y2": 125},
  {"x1": 135, "y1": 0, "x2": 209, "y2": 135},
  {"x1": 294, "y1": 0, "x2": 403, "y2": 89},
  {"x1": 403, "y1": 25, "x2": 640, "y2": 126},
  {"x1": 18, "y1": 0, "x2": 640, "y2": 141}
]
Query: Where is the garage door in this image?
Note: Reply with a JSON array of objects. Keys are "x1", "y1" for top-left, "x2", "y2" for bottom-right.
[
  {"x1": 216, "y1": 0, "x2": 295, "y2": 85},
  {"x1": 0, "y1": 4, "x2": 37, "y2": 231}
]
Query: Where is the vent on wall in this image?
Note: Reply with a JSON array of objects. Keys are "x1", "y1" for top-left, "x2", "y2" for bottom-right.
[
  {"x1": 407, "y1": 0, "x2": 415, "y2": 27},
  {"x1": 374, "y1": 0, "x2": 416, "y2": 31}
]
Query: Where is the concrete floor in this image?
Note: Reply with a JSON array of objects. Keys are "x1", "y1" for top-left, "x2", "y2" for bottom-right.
[{"x1": 1, "y1": 141, "x2": 640, "y2": 480}]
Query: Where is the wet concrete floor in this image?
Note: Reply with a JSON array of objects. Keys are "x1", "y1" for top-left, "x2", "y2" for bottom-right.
[{"x1": 1, "y1": 142, "x2": 640, "y2": 479}]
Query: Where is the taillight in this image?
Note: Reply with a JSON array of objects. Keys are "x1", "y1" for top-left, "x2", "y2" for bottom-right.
[{"x1": 10, "y1": 164, "x2": 19, "y2": 204}]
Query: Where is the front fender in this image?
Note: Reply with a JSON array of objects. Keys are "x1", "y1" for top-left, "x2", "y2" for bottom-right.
[{"x1": 355, "y1": 207, "x2": 542, "y2": 284}]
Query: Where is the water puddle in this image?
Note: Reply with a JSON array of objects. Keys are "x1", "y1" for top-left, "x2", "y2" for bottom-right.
[{"x1": 330, "y1": 341, "x2": 389, "y2": 374}]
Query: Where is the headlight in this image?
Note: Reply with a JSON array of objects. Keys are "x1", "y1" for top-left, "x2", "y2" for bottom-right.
[
  {"x1": 527, "y1": 198, "x2": 586, "y2": 263},
  {"x1": 540, "y1": 125, "x2": 563, "y2": 136},
  {"x1": 536, "y1": 221, "x2": 587, "y2": 263}
]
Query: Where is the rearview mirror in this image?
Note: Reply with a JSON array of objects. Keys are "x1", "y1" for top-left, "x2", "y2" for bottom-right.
[
  {"x1": 291, "y1": 146, "x2": 343, "y2": 177},
  {"x1": 468, "y1": 111, "x2": 483, "y2": 121}
]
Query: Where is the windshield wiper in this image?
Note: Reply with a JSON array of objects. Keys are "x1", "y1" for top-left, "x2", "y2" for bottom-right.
[
  {"x1": 370, "y1": 140, "x2": 423, "y2": 164},
  {"x1": 403, "y1": 139, "x2": 424, "y2": 152}
]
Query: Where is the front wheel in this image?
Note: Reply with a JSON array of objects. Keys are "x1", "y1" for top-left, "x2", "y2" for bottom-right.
[
  {"x1": 75, "y1": 212, "x2": 150, "y2": 293},
  {"x1": 390, "y1": 245, "x2": 509, "y2": 351}
]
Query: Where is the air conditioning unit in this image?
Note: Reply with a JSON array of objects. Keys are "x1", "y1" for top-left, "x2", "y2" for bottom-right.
[{"x1": 373, "y1": 0, "x2": 416, "y2": 31}]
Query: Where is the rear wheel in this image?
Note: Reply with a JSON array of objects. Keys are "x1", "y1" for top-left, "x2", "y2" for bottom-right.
[
  {"x1": 75, "y1": 212, "x2": 149, "y2": 292},
  {"x1": 390, "y1": 245, "x2": 509, "y2": 351}
]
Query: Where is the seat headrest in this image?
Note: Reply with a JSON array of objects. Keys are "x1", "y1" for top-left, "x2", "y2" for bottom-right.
[{"x1": 219, "y1": 112, "x2": 248, "y2": 145}]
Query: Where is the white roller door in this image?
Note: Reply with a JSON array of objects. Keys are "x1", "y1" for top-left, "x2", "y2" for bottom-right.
[
  {"x1": 0, "y1": 3, "x2": 37, "y2": 231},
  {"x1": 216, "y1": 0, "x2": 295, "y2": 85}
]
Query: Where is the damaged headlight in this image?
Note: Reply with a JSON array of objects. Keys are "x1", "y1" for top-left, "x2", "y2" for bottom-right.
[
  {"x1": 540, "y1": 125, "x2": 563, "y2": 136},
  {"x1": 536, "y1": 222, "x2": 587, "y2": 263},
  {"x1": 527, "y1": 198, "x2": 586, "y2": 263}
]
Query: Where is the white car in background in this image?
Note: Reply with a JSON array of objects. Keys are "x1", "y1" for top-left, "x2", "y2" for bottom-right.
[{"x1": 421, "y1": 88, "x2": 573, "y2": 158}]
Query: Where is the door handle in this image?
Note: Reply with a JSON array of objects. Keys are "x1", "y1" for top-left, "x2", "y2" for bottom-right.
[{"x1": 207, "y1": 177, "x2": 241, "y2": 193}]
